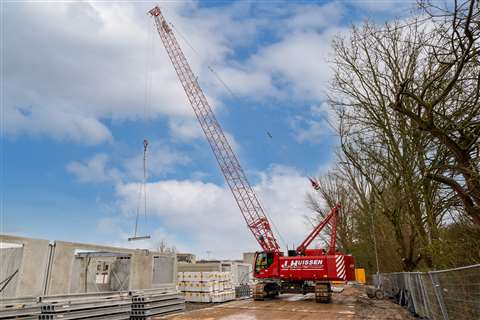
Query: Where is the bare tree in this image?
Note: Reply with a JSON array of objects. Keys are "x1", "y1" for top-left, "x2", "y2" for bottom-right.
[{"x1": 392, "y1": 0, "x2": 480, "y2": 224}]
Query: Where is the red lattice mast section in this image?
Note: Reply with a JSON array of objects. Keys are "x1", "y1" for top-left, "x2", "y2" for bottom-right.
[{"x1": 149, "y1": 6, "x2": 280, "y2": 252}]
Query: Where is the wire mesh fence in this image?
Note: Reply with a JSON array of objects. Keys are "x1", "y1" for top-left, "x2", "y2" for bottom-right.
[{"x1": 374, "y1": 264, "x2": 480, "y2": 320}]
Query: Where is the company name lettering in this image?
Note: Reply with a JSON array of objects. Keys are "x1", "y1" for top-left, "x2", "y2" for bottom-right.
[{"x1": 282, "y1": 259, "x2": 324, "y2": 269}]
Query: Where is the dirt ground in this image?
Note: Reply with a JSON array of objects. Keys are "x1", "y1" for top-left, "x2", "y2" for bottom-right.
[{"x1": 159, "y1": 286, "x2": 415, "y2": 320}]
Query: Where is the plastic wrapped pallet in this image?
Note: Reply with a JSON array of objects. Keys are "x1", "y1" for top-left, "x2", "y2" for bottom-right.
[
  {"x1": 211, "y1": 290, "x2": 235, "y2": 303},
  {"x1": 179, "y1": 271, "x2": 235, "y2": 303}
]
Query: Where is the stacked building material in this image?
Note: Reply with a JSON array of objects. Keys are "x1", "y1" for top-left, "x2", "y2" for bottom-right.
[
  {"x1": 177, "y1": 272, "x2": 235, "y2": 303},
  {"x1": 0, "y1": 297, "x2": 40, "y2": 319},
  {"x1": 130, "y1": 288, "x2": 185, "y2": 319},
  {"x1": 38, "y1": 292, "x2": 131, "y2": 320},
  {"x1": 234, "y1": 284, "x2": 252, "y2": 299}
]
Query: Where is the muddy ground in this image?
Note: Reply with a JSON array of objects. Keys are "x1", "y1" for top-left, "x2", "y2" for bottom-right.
[{"x1": 159, "y1": 286, "x2": 415, "y2": 320}]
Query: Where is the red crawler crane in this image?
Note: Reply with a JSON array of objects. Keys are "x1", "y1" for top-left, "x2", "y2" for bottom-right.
[{"x1": 149, "y1": 6, "x2": 355, "y2": 302}]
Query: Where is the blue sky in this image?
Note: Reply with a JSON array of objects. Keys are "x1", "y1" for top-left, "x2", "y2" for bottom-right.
[{"x1": 1, "y1": 0, "x2": 414, "y2": 259}]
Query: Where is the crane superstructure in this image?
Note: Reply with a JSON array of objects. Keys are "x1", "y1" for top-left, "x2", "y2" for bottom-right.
[{"x1": 149, "y1": 6, "x2": 354, "y2": 303}]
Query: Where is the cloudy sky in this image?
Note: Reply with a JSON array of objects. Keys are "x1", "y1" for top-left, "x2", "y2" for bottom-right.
[{"x1": 1, "y1": 0, "x2": 414, "y2": 259}]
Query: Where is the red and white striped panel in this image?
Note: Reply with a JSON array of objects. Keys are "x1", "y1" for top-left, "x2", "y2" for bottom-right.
[{"x1": 335, "y1": 255, "x2": 346, "y2": 280}]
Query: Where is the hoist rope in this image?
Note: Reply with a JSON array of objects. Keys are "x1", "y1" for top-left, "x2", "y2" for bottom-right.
[{"x1": 130, "y1": 18, "x2": 154, "y2": 241}]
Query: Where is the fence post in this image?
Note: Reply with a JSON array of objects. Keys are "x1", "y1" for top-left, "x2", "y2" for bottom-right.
[
  {"x1": 429, "y1": 272, "x2": 449, "y2": 320},
  {"x1": 417, "y1": 273, "x2": 431, "y2": 319}
]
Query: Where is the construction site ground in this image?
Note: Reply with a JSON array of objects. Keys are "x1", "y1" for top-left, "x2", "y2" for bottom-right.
[{"x1": 160, "y1": 286, "x2": 415, "y2": 320}]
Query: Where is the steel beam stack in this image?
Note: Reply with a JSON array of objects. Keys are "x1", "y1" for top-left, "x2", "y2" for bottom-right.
[
  {"x1": 130, "y1": 289, "x2": 185, "y2": 319},
  {"x1": 0, "y1": 297, "x2": 40, "y2": 319},
  {"x1": 234, "y1": 284, "x2": 252, "y2": 299},
  {"x1": 38, "y1": 292, "x2": 131, "y2": 320}
]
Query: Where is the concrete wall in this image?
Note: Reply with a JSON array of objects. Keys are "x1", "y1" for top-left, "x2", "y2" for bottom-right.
[
  {"x1": 243, "y1": 252, "x2": 256, "y2": 266},
  {"x1": 221, "y1": 262, "x2": 252, "y2": 285},
  {"x1": 0, "y1": 247, "x2": 23, "y2": 298},
  {"x1": 0, "y1": 235, "x2": 51, "y2": 298},
  {"x1": 153, "y1": 255, "x2": 176, "y2": 286},
  {"x1": 69, "y1": 255, "x2": 131, "y2": 293},
  {"x1": 0, "y1": 234, "x2": 177, "y2": 298}
]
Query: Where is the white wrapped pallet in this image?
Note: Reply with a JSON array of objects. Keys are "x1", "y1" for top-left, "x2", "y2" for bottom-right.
[
  {"x1": 177, "y1": 272, "x2": 184, "y2": 282},
  {"x1": 223, "y1": 281, "x2": 232, "y2": 290},
  {"x1": 200, "y1": 281, "x2": 215, "y2": 292},
  {"x1": 184, "y1": 292, "x2": 197, "y2": 302},
  {"x1": 211, "y1": 290, "x2": 235, "y2": 303},
  {"x1": 201, "y1": 271, "x2": 215, "y2": 281},
  {"x1": 178, "y1": 281, "x2": 184, "y2": 291},
  {"x1": 179, "y1": 270, "x2": 236, "y2": 303},
  {"x1": 201, "y1": 292, "x2": 211, "y2": 303},
  {"x1": 183, "y1": 271, "x2": 202, "y2": 281}
]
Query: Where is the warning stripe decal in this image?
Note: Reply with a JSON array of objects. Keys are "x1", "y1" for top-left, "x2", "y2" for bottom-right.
[{"x1": 335, "y1": 255, "x2": 346, "y2": 280}]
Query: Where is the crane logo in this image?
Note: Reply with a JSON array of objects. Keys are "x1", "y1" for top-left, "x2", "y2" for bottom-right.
[{"x1": 281, "y1": 259, "x2": 324, "y2": 270}]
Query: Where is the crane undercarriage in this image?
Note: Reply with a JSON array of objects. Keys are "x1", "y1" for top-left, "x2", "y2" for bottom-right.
[{"x1": 253, "y1": 280, "x2": 332, "y2": 303}]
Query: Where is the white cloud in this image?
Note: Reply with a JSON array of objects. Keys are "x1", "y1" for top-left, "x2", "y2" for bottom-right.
[
  {"x1": 67, "y1": 153, "x2": 120, "y2": 183},
  {"x1": 209, "y1": 67, "x2": 277, "y2": 98},
  {"x1": 114, "y1": 165, "x2": 313, "y2": 259},
  {"x1": 4, "y1": 0, "x2": 406, "y2": 147},
  {"x1": 68, "y1": 142, "x2": 190, "y2": 183},
  {"x1": 6, "y1": 105, "x2": 113, "y2": 145},
  {"x1": 168, "y1": 118, "x2": 203, "y2": 141},
  {"x1": 250, "y1": 28, "x2": 345, "y2": 101},
  {"x1": 287, "y1": 2, "x2": 344, "y2": 31},
  {"x1": 3, "y1": 2, "x2": 259, "y2": 144}
]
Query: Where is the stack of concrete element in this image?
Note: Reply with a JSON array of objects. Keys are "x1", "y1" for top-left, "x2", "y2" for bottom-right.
[
  {"x1": 38, "y1": 292, "x2": 131, "y2": 320},
  {"x1": 219, "y1": 262, "x2": 252, "y2": 299},
  {"x1": 234, "y1": 284, "x2": 252, "y2": 299},
  {"x1": 130, "y1": 288, "x2": 185, "y2": 319},
  {"x1": 177, "y1": 272, "x2": 235, "y2": 303},
  {"x1": 219, "y1": 262, "x2": 252, "y2": 287},
  {"x1": 0, "y1": 296, "x2": 40, "y2": 319}
]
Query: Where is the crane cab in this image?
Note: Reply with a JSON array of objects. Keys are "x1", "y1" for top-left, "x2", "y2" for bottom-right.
[{"x1": 253, "y1": 251, "x2": 281, "y2": 279}]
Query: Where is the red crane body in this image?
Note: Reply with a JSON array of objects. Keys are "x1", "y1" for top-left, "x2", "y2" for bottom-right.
[{"x1": 149, "y1": 6, "x2": 355, "y2": 301}]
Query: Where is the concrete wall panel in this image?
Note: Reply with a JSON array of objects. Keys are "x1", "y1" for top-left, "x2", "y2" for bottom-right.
[
  {"x1": 0, "y1": 235, "x2": 51, "y2": 297},
  {"x1": 0, "y1": 235, "x2": 177, "y2": 298},
  {"x1": 129, "y1": 252, "x2": 152, "y2": 290},
  {"x1": 0, "y1": 247, "x2": 23, "y2": 298},
  {"x1": 152, "y1": 255, "x2": 176, "y2": 286}
]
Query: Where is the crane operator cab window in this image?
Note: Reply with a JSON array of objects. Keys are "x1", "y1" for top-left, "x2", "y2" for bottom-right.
[{"x1": 255, "y1": 252, "x2": 274, "y2": 272}]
